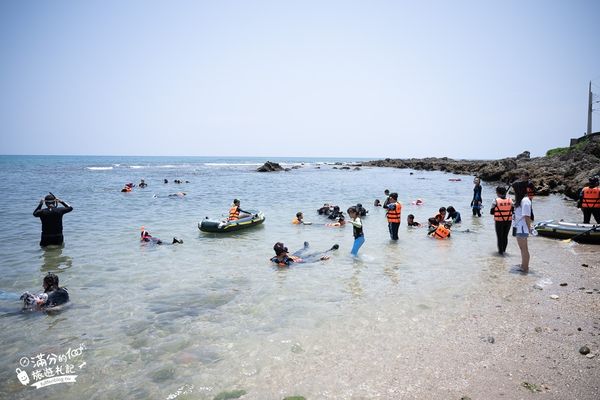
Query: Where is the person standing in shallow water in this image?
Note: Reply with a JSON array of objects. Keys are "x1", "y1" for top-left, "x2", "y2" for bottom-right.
[
  {"x1": 512, "y1": 181, "x2": 532, "y2": 273},
  {"x1": 385, "y1": 192, "x2": 402, "y2": 240},
  {"x1": 490, "y1": 186, "x2": 513, "y2": 255},
  {"x1": 33, "y1": 193, "x2": 73, "y2": 247},
  {"x1": 471, "y1": 177, "x2": 483, "y2": 217},
  {"x1": 347, "y1": 206, "x2": 365, "y2": 255}
]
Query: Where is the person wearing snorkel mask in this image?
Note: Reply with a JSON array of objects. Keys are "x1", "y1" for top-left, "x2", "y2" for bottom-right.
[{"x1": 33, "y1": 193, "x2": 73, "y2": 247}]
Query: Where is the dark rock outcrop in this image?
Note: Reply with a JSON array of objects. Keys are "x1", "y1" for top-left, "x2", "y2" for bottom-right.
[
  {"x1": 257, "y1": 161, "x2": 284, "y2": 172},
  {"x1": 363, "y1": 137, "x2": 600, "y2": 200}
]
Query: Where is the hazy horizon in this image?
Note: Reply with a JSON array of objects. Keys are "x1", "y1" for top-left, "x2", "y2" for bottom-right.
[{"x1": 1, "y1": 0, "x2": 599, "y2": 159}]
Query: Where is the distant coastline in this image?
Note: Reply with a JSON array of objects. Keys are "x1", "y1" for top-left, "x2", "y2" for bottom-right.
[{"x1": 362, "y1": 136, "x2": 600, "y2": 200}]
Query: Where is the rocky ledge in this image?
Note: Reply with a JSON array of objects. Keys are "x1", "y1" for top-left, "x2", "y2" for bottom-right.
[{"x1": 362, "y1": 137, "x2": 600, "y2": 200}]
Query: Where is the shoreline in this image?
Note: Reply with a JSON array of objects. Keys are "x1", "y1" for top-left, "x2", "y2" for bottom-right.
[
  {"x1": 361, "y1": 138, "x2": 600, "y2": 201},
  {"x1": 239, "y1": 231, "x2": 600, "y2": 399}
]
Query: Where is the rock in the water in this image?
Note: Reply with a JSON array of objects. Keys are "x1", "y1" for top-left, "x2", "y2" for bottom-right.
[
  {"x1": 579, "y1": 346, "x2": 590, "y2": 355},
  {"x1": 257, "y1": 161, "x2": 284, "y2": 172},
  {"x1": 213, "y1": 389, "x2": 247, "y2": 400},
  {"x1": 559, "y1": 283, "x2": 568, "y2": 286},
  {"x1": 586, "y1": 353, "x2": 596, "y2": 359},
  {"x1": 535, "y1": 327, "x2": 543, "y2": 333},
  {"x1": 487, "y1": 336, "x2": 495, "y2": 344},
  {"x1": 550, "y1": 294, "x2": 559, "y2": 300},
  {"x1": 291, "y1": 343, "x2": 304, "y2": 353},
  {"x1": 533, "y1": 284, "x2": 544, "y2": 290}
]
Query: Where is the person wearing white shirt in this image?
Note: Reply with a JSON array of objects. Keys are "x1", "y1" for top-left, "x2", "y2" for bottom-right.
[{"x1": 512, "y1": 180, "x2": 532, "y2": 273}]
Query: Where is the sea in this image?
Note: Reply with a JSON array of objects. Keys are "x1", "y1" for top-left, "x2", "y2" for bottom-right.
[{"x1": 0, "y1": 155, "x2": 590, "y2": 399}]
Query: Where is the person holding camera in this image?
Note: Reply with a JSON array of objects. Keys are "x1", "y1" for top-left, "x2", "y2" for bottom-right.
[{"x1": 33, "y1": 193, "x2": 73, "y2": 247}]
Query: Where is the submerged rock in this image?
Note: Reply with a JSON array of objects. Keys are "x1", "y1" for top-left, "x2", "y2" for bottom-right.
[
  {"x1": 213, "y1": 389, "x2": 247, "y2": 400},
  {"x1": 579, "y1": 346, "x2": 590, "y2": 355}
]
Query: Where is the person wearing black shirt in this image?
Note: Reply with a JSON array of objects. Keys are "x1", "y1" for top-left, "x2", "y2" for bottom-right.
[{"x1": 33, "y1": 193, "x2": 73, "y2": 247}]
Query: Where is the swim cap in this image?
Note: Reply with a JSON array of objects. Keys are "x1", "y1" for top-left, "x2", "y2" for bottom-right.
[{"x1": 44, "y1": 194, "x2": 56, "y2": 202}]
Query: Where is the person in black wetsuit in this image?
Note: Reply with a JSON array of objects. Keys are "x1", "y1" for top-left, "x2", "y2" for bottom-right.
[
  {"x1": 20, "y1": 272, "x2": 69, "y2": 309},
  {"x1": 33, "y1": 194, "x2": 73, "y2": 247},
  {"x1": 140, "y1": 228, "x2": 183, "y2": 244},
  {"x1": 270, "y1": 242, "x2": 339, "y2": 267}
]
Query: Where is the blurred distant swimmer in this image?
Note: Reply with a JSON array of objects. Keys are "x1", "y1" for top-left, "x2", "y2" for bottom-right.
[
  {"x1": 33, "y1": 193, "x2": 73, "y2": 247},
  {"x1": 168, "y1": 192, "x2": 187, "y2": 198},
  {"x1": 121, "y1": 182, "x2": 134, "y2": 192},
  {"x1": 140, "y1": 227, "x2": 183, "y2": 245}
]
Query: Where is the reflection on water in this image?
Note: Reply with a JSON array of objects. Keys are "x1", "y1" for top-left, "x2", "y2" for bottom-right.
[
  {"x1": 0, "y1": 156, "x2": 596, "y2": 399},
  {"x1": 40, "y1": 245, "x2": 73, "y2": 272}
]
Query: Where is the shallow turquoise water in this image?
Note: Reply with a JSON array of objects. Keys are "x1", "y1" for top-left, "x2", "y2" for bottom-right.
[{"x1": 0, "y1": 155, "x2": 586, "y2": 399}]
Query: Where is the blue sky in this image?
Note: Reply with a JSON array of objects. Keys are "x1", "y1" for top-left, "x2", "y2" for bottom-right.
[{"x1": 1, "y1": 0, "x2": 599, "y2": 158}]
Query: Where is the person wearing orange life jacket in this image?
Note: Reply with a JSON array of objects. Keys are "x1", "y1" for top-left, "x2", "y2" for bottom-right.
[
  {"x1": 385, "y1": 192, "x2": 402, "y2": 240},
  {"x1": 490, "y1": 186, "x2": 514, "y2": 254},
  {"x1": 228, "y1": 199, "x2": 251, "y2": 221},
  {"x1": 429, "y1": 223, "x2": 451, "y2": 239},
  {"x1": 578, "y1": 176, "x2": 600, "y2": 224}
]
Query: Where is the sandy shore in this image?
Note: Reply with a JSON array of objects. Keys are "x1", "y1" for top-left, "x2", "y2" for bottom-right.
[{"x1": 236, "y1": 239, "x2": 599, "y2": 400}]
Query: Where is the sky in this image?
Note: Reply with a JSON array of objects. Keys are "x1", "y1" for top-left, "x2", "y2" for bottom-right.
[{"x1": 0, "y1": 0, "x2": 599, "y2": 159}]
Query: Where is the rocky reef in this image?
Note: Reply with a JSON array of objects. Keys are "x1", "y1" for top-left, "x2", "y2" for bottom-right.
[
  {"x1": 363, "y1": 137, "x2": 600, "y2": 200},
  {"x1": 257, "y1": 161, "x2": 285, "y2": 172}
]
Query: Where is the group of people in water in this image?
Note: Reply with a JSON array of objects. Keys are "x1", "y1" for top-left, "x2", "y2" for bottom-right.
[
  {"x1": 121, "y1": 178, "x2": 189, "y2": 193},
  {"x1": 26, "y1": 172, "x2": 599, "y2": 309}
]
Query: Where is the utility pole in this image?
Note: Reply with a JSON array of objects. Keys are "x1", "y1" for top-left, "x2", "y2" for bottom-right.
[{"x1": 587, "y1": 81, "x2": 593, "y2": 136}]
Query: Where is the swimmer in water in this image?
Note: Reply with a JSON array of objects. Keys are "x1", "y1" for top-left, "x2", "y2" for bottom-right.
[
  {"x1": 140, "y1": 227, "x2": 183, "y2": 245},
  {"x1": 292, "y1": 212, "x2": 304, "y2": 224},
  {"x1": 446, "y1": 206, "x2": 461, "y2": 224},
  {"x1": 138, "y1": 179, "x2": 148, "y2": 188},
  {"x1": 407, "y1": 214, "x2": 421, "y2": 227},
  {"x1": 20, "y1": 272, "x2": 69, "y2": 310},
  {"x1": 270, "y1": 241, "x2": 339, "y2": 267}
]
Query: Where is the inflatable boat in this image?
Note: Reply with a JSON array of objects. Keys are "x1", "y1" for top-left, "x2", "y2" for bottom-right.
[
  {"x1": 534, "y1": 220, "x2": 600, "y2": 244},
  {"x1": 199, "y1": 211, "x2": 265, "y2": 233}
]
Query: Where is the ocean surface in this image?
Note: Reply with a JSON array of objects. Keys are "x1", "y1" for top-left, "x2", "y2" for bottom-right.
[{"x1": 0, "y1": 155, "x2": 589, "y2": 399}]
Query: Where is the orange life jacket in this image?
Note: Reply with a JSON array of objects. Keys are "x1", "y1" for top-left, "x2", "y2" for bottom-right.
[
  {"x1": 494, "y1": 197, "x2": 514, "y2": 222},
  {"x1": 433, "y1": 225, "x2": 450, "y2": 239},
  {"x1": 582, "y1": 187, "x2": 600, "y2": 208},
  {"x1": 292, "y1": 218, "x2": 301, "y2": 224},
  {"x1": 228, "y1": 205, "x2": 240, "y2": 220},
  {"x1": 386, "y1": 202, "x2": 401, "y2": 223}
]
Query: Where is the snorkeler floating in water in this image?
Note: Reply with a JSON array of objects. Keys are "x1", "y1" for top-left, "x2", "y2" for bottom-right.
[
  {"x1": 270, "y1": 241, "x2": 339, "y2": 267},
  {"x1": 140, "y1": 227, "x2": 183, "y2": 245},
  {"x1": 20, "y1": 272, "x2": 69, "y2": 310}
]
